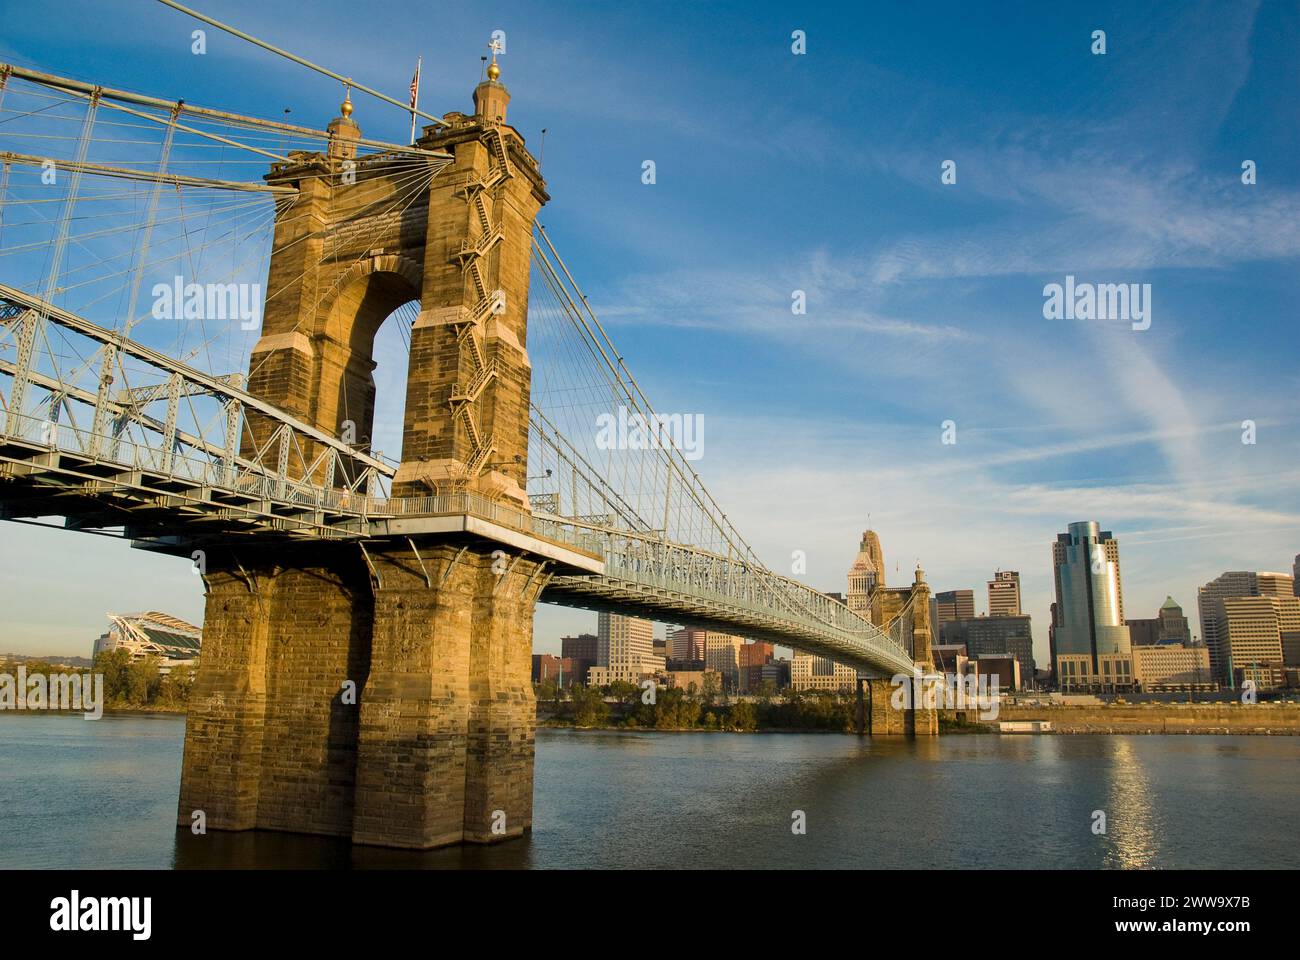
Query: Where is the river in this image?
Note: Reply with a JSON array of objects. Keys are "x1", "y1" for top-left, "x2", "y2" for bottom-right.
[{"x1": 2, "y1": 714, "x2": 1296, "y2": 869}]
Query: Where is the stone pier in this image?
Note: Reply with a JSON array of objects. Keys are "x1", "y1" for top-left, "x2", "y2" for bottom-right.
[{"x1": 178, "y1": 541, "x2": 545, "y2": 847}]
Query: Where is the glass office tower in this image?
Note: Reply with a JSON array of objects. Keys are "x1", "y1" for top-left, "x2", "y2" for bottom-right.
[{"x1": 1051, "y1": 521, "x2": 1133, "y2": 690}]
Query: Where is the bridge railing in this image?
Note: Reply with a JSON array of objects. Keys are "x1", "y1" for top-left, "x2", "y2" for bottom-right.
[
  {"x1": 5, "y1": 412, "x2": 218, "y2": 487},
  {"x1": 0, "y1": 283, "x2": 395, "y2": 497},
  {"x1": 2, "y1": 399, "x2": 577, "y2": 545},
  {"x1": 362, "y1": 488, "x2": 915, "y2": 668},
  {"x1": 1, "y1": 409, "x2": 388, "y2": 506}
]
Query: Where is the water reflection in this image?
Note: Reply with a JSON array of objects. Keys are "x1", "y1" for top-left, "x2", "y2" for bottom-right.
[
  {"x1": 1102, "y1": 738, "x2": 1161, "y2": 869},
  {"x1": 172, "y1": 826, "x2": 536, "y2": 869}
]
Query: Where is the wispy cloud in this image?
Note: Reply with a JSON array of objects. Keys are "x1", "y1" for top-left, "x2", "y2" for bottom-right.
[
  {"x1": 866, "y1": 152, "x2": 1300, "y2": 282},
  {"x1": 591, "y1": 252, "x2": 976, "y2": 342}
]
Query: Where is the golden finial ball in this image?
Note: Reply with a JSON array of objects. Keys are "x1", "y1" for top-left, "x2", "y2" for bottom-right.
[
  {"x1": 340, "y1": 95, "x2": 354, "y2": 118},
  {"x1": 487, "y1": 61, "x2": 501, "y2": 81}
]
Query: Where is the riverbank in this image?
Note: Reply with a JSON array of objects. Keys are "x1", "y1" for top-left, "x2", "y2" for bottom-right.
[
  {"x1": 539, "y1": 701, "x2": 1300, "y2": 736},
  {"x1": 992, "y1": 702, "x2": 1300, "y2": 735},
  {"x1": 104, "y1": 705, "x2": 186, "y2": 716},
  {"x1": 537, "y1": 719, "x2": 855, "y2": 734},
  {"x1": 48, "y1": 699, "x2": 1297, "y2": 733},
  {"x1": 0, "y1": 705, "x2": 185, "y2": 719}
]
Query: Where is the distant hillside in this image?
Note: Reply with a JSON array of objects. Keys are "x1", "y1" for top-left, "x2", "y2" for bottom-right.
[{"x1": 0, "y1": 653, "x2": 95, "y2": 669}]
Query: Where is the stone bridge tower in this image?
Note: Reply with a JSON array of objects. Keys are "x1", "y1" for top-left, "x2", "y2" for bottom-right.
[
  {"x1": 178, "y1": 60, "x2": 558, "y2": 849},
  {"x1": 242, "y1": 59, "x2": 545, "y2": 505},
  {"x1": 861, "y1": 565, "x2": 938, "y2": 736}
]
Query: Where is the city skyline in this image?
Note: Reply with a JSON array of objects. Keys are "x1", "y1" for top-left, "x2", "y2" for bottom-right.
[{"x1": 10, "y1": 515, "x2": 1289, "y2": 686}]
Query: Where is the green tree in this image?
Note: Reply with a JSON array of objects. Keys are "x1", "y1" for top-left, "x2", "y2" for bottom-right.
[
  {"x1": 650, "y1": 687, "x2": 684, "y2": 729},
  {"x1": 678, "y1": 698, "x2": 701, "y2": 728},
  {"x1": 159, "y1": 662, "x2": 195, "y2": 705},
  {"x1": 570, "y1": 685, "x2": 611, "y2": 727},
  {"x1": 729, "y1": 700, "x2": 758, "y2": 731},
  {"x1": 701, "y1": 672, "x2": 719, "y2": 705},
  {"x1": 124, "y1": 656, "x2": 162, "y2": 706},
  {"x1": 536, "y1": 677, "x2": 558, "y2": 703},
  {"x1": 93, "y1": 648, "x2": 133, "y2": 704},
  {"x1": 608, "y1": 679, "x2": 640, "y2": 706}
]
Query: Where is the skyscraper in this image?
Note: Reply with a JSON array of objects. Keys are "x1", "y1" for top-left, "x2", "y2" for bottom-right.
[
  {"x1": 1050, "y1": 521, "x2": 1133, "y2": 692},
  {"x1": 668, "y1": 626, "x2": 704, "y2": 663},
  {"x1": 795, "y1": 529, "x2": 884, "y2": 690},
  {"x1": 560, "y1": 633, "x2": 598, "y2": 685},
  {"x1": 1198, "y1": 570, "x2": 1297, "y2": 685},
  {"x1": 1258, "y1": 571, "x2": 1295, "y2": 597},
  {"x1": 930, "y1": 589, "x2": 975, "y2": 642},
  {"x1": 846, "y1": 530, "x2": 885, "y2": 615},
  {"x1": 663, "y1": 627, "x2": 746, "y2": 686},
  {"x1": 594, "y1": 611, "x2": 661, "y2": 684},
  {"x1": 561, "y1": 633, "x2": 598, "y2": 662},
  {"x1": 701, "y1": 632, "x2": 745, "y2": 690},
  {"x1": 1215, "y1": 596, "x2": 1299, "y2": 690},
  {"x1": 790, "y1": 652, "x2": 858, "y2": 692},
  {"x1": 938, "y1": 615, "x2": 1035, "y2": 688},
  {"x1": 988, "y1": 570, "x2": 1022, "y2": 616},
  {"x1": 1199, "y1": 572, "x2": 1257, "y2": 683},
  {"x1": 739, "y1": 640, "x2": 775, "y2": 692},
  {"x1": 1157, "y1": 597, "x2": 1191, "y2": 644}
]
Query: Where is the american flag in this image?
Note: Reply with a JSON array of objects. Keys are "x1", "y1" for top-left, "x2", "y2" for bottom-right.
[
  {"x1": 407, "y1": 58, "x2": 422, "y2": 144},
  {"x1": 408, "y1": 59, "x2": 421, "y2": 111}
]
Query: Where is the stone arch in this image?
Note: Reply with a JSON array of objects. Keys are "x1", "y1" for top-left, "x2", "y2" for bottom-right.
[
  {"x1": 319, "y1": 253, "x2": 423, "y2": 322},
  {"x1": 313, "y1": 254, "x2": 423, "y2": 457}
]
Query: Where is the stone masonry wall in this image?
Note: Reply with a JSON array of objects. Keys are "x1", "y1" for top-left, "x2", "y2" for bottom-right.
[{"x1": 179, "y1": 542, "x2": 542, "y2": 848}]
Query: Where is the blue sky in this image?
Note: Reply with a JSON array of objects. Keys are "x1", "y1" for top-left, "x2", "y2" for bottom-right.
[{"x1": 1, "y1": 0, "x2": 1298, "y2": 664}]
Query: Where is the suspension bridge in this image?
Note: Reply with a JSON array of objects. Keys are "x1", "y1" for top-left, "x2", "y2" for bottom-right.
[{"x1": 0, "y1": 7, "x2": 934, "y2": 849}]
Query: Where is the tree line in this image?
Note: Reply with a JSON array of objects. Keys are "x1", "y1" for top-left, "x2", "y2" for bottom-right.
[
  {"x1": 2, "y1": 651, "x2": 194, "y2": 710},
  {"x1": 92, "y1": 649, "x2": 195, "y2": 708},
  {"x1": 540, "y1": 681, "x2": 858, "y2": 732}
]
